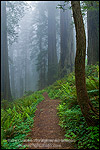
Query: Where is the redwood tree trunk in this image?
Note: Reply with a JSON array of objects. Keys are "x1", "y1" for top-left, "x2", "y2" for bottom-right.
[
  {"x1": 87, "y1": 2, "x2": 99, "y2": 65},
  {"x1": 59, "y1": 1, "x2": 75, "y2": 78},
  {"x1": 71, "y1": 1, "x2": 99, "y2": 126},
  {"x1": 47, "y1": 2, "x2": 58, "y2": 85},
  {"x1": 1, "y1": 1, "x2": 12, "y2": 101}
]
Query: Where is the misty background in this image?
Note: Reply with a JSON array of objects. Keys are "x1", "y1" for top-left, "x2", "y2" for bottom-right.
[{"x1": 2, "y1": 1, "x2": 88, "y2": 100}]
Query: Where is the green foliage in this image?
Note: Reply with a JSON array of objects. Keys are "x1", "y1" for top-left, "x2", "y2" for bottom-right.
[
  {"x1": 85, "y1": 62, "x2": 99, "y2": 77},
  {"x1": 76, "y1": 125, "x2": 99, "y2": 149},
  {"x1": 7, "y1": 1, "x2": 30, "y2": 45},
  {"x1": 46, "y1": 64, "x2": 99, "y2": 149},
  {"x1": 1, "y1": 91, "x2": 44, "y2": 149},
  {"x1": 1, "y1": 64, "x2": 99, "y2": 149}
]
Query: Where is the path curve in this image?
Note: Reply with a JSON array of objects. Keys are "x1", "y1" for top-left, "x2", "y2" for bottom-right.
[{"x1": 23, "y1": 92, "x2": 75, "y2": 149}]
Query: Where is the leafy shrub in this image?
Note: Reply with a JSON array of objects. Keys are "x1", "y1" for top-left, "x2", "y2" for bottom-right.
[
  {"x1": 75, "y1": 125, "x2": 99, "y2": 149},
  {"x1": 85, "y1": 63, "x2": 99, "y2": 77}
]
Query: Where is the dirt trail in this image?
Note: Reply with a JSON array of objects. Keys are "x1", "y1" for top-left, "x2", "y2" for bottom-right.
[{"x1": 23, "y1": 92, "x2": 75, "y2": 149}]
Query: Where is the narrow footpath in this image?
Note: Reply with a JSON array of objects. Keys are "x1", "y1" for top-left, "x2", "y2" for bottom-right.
[{"x1": 23, "y1": 92, "x2": 75, "y2": 149}]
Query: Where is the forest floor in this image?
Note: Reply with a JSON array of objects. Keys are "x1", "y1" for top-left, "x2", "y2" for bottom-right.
[{"x1": 23, "y1": 92, "x2": 75, "y2": 149}]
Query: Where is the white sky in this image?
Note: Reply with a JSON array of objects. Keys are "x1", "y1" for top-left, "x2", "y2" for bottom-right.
[{"x1": 26, "y1": 1, "x2": 31, "y2": 3}]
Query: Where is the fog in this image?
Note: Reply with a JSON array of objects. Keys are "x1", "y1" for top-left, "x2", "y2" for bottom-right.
[{"x1": 1, "y1": 1, "x2": 88, "y2": 100}]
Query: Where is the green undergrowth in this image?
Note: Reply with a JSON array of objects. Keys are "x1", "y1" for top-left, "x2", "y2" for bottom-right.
[
  {"x1": 1, "y1": 90, "x2": 45, "y2": 149},
  {"x1": 46, "y1": 64, "x2": 99, "y2": 149},
  {"x1": 1, "y1": 64, "x2": 99, "y2": 149}
]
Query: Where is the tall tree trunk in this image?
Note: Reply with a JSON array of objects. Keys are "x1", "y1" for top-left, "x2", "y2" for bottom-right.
[
  {"x1": 59, "y1": 1, "x2": 75, "y2": 78},
  {"x1": 9, "y1": 46, "x2": 15, "y2": 99},
  {"x1": 25, "y1": 46, "x2": 28, "y2": 92},
  {"x1": 71, "y1": 1, "x2": 99, "y2": 126},
  {"x1": 87, "y1": 2, "x2": 99, "y2": 65},
  {"x1": 47, "y1": 2, "x2": 58, "y2": 85},
  {"x1": 20, "y1": 76, "x2": 24, "y2": 97},
  {"x1": 36, "y1": 4, "x2": 47, "y2": 90},
  {"x1": 1, "y1": 1, "x2": 12, "y2": 101},
  {"x1": 39, "y1": 35, "x2": 43, "y2": 89}
]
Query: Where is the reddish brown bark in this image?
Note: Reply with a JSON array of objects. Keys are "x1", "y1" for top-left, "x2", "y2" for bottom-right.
[{"x1": 71, "y1": 1, "x2": 99, "y2": 126}]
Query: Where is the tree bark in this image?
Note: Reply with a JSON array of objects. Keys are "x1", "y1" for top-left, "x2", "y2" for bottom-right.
[
  {"x1": 1, "y1": 1, "x2": 12, "y2": 101},
  {"x1": 71, "y1": 1, "x2": 99, "y2": 126},
  {"x1": 59, "y1": 1, "x2": 75, "y2": 78},
  {"x1": 9, "y1": 48, "x2": 15, "y2": 99},
  {"x1": 47, "y1": 2, "x2": 58, "y2": 85},
  {"x1": 87, "y1": 2, "x2": 99, "y2": 65}
]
